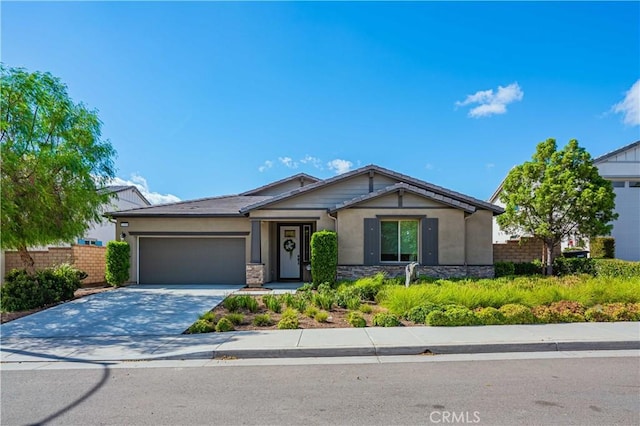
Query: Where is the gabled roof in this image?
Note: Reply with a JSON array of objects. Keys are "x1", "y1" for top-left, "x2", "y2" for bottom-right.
[
  {"x1": 241, "y1": 173, "x2": 320, "y2": 196},
  {"x1": 100, "y1": 185, "x2": 152, "y2": 206},
  {"x1": 241, "y1": 164, "x2": 503, "y2": 214},
  {"x1": 593, "y1": 140, "x2": 640, "y2": 163},
  {"x1": 108, "y1": 195, "x2": 271, "y2": 218},
  {"x1": 330, "y1": 182, "x2": 479, "y2": 214}
]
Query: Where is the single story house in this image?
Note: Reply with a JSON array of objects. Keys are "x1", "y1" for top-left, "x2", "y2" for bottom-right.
[{"x1": 108, "y1": 165, "x2": 504, "y2": 286}]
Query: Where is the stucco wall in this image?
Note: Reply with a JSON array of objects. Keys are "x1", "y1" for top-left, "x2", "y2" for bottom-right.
[
  {"x1": 466, "y1": 209, "x2": 494, "y2": 265},
  {"x1": 336, "y1": 207, "x2": 469, "y2": 265}
]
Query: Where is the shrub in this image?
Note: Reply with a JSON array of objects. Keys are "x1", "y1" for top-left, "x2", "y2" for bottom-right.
[
  {"x1": 553, "y1": 257, "x2": 595, "y2": 276},
  {"x1": 253, "y1": 313, "x2": 273, "y2": 326},
  {"x1": 215, "y1": 317, "x2": 235, "y2": 332},
  {"x1": 405, "y1": 303, "x2": 443, "y2": 324},
  {"x1": 474, "y1": 307, "x2": 506, "y2": 325},
  {"x1": 372, "y1": 312, "x2": 402, "y2": 327},
  {"x1": 590, "y1": 237, "x2": 615, "y2": 259},
  {"x1": 532, "y1": 301, "x2": 585, "y2": 323},
  {"x1": 514, "y1": 261, "x2": 542, "y2": 276},
  {"x1": 352, "y1": 273, "x2": 386, "y2": 301},
  {"x1": 225, "y1": 313, "x2": 245, "y2": 325},
  {"x1": 426, "y1": 305, "x2": 479, "y2": 326},
  {"x1": 277, "y1": 309, "x2": 299, "y2": 329},
  {"x1": 199, "y1": 311, "x2": 218, "y2": 323},
  {"x1": 223, "y1": 296, "x2": 240, "y2": 312},
  {"x1": 495, "y1": 262, "x2": 515, "y2": 277},
  {"x1": 105, "y1": 241, "x2": 130, "y2": 286},
  {"x1": 347, "y1": 312, "x2": 366, "y2": 327},
  {"x1": 311, "y1": 230, "x2": 338, "y2": 287},
  {"x1": 188, "y1": 319, "x2": 214, "y2": 334},
  {"x1": 224, "y1": 295, "x2": 258, "y2": 313},
  {"x1": 317, "y1": 283, "x2": 333, "y2": 294},
  {"x1": 359, "y1": 304, "x2": 373, "y2": 314},
  {"x1": 499, "y1": 304, "x2": 536, "y2": 324},
  {"x1": 312, "y1": 292, "x2": 335, "y2": 311},
  {"x1": 593, "y1": 259, "x2": 640, "y2": 279},
  {"x1": 0, "y1": 265, "x2": 84, "y2": 312},
  {"x1": 304, "y1": 306, "x2": 319, "y2": 318},
  {"x1": 584, "y1": 303, "x2": 640, "y2": 322},
  {"x1": 262, "y1": 294, "x2": 282, "y2": 313},
  {"x1": 314, "y1": 311, "x2": 329, "y2": 323}
]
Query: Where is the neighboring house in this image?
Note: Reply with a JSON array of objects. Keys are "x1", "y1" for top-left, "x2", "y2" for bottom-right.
[
  {"x1": 489, "y1": 141, "x2": 640, "y2": 261},
  {"x1": 83, "y1": 185, "x2": 151, "y2": 246},
  {"x1": 109, "y1": 165, "x2": 504, "y2": 286},
  {"x1": 593, "y1": 141, "x2": 640, "y2": 261}
]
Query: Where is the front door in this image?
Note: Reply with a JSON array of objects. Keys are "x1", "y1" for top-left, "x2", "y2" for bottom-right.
[{"x1": 279, "y1": 225, "x2": 301, "y2": 280}]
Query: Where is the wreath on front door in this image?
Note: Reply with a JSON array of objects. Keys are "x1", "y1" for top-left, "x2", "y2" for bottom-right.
[{"x1": 283, "y1": 239, "x2": 296, "y2": 258}]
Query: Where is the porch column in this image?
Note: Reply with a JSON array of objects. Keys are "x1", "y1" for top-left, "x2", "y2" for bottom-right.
[{"x1": 250, "y1": 220, "x2": 262, "y2": 263}]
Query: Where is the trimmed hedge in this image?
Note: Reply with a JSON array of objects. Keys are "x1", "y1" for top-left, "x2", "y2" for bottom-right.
[
  {"x1": 105, "y1": 241, "x2": 130, "y2": 286},
  {"x1": 593, "y1": 259, "x2": 640, "y2": 279},
  {"x1": 590, "y1": 237, "x2": 615, "y2": 259},
  {"x1": 310, "y1": 230, "x2": 338, "y2": 287}
]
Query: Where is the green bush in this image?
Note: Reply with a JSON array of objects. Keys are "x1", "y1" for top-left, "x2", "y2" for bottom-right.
[
  {"x1": 312, "y1": 292, "x2": 335, "y2": 311},
  {"x1": 347, "y1": 311, "x2": 366, "y2": 327},
  {"x1": 304, "y1": 306, "x2": 319, "y2": 318},
  {"x1": 223, "y1": 296, "x2": 240, "y2": 312},
  {"x1": 230, "y1": 295, "x2": 259, "y2": 313},
  {"x1": 225, "y1": 313, "x2": 245, "y2": 325},
  {"x1": 514, "y1": 261, "x2": 542, "y2": 276},
  {"x1": 584, "y1": 303, "x2": 640, "y2": 322},
  {"x1": 495, "y1": 262, "x2": 515, "y2": 277},
  {"x1": 532, "y1": 301, "x2": 585, "y2": 323},
  {"x1": 359, "y1": 304, "x2": 373, "y2": 314},
  {"x1": 553, "y1": 257, "x2": 595, "y2": 276},
  {"x1": 215, "y1": 317, "x2": 235, "y2": 332},
  {"x1": 405, "y1": 303, "x2": 443, "y2": 324},
  {"x1": 352, "y1": 273, "x2": 386, "y2": 301},
  {"x1": 499, "y1": 304, "x2": 536, "y2": 324},
  {"x1": 277, "y1": 308, "x2": 299, "y2": 329},
  {"x1": 105, "y1": 241, "x2": 130, "y2": 286},
  {"x1": 372, "y1": 312, "x2": 402, "y2": 327},
  {"x1": 314, "y1": 311, "x2": 329, "y2": 323},
  {"x1": 253, "y1": 313, "x2": 273, "y2": 326},
  {"x1": 262, "y1": 294, "x2": 282, "y2": 313},
  {"x1": 426, "y1": 305, "x2": 479, "y2": 326},
  {"x1": 310, "y1": 230, "x2": 338, "y2": 287},
  {"x1": 199, "y1": 311, "x2": 218, "y2": 323},
  {"x1": 474, "y1": 307, "x2": 506, "y2": 325},
  {"x1": 188, "y1": 319, "x2": 214, "y2": 334},
  {"x1": 0, "y1": 264, "x2": 84, "y2": 312},
  {"x1": 593, "y1": 259, "x2": 640, "y2": 279},
  {"x1": 590, "y1": 237, "x2": 615, "y2": 259}
]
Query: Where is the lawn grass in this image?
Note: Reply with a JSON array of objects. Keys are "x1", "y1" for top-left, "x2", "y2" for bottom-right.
[{"x1": 379, "y1": 275, "x2": 640, "y2": 316}]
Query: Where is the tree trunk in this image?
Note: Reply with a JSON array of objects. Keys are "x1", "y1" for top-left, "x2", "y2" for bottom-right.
[
  {"x1": 17, "y1": 245, "x2": 36, "y2": 276},
  {"x1": 545, "y1": 241, "x2": 555, "y2": 276}
]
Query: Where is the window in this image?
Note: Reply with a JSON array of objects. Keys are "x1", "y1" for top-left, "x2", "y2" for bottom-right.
[
  {"x1": 380, "y1": 220, "x2": 418, "y2": 262},
  {"x1": 612, "y1": 181, "x2": 625, "y2": 188},
  {"x1": 629, "y1": 181, "x2": 640, "y2": 188}
]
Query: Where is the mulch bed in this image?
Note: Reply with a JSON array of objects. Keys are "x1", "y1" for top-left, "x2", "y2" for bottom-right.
[{"x1": 0, "y1": 285, "x2": 114, "y2": 324}]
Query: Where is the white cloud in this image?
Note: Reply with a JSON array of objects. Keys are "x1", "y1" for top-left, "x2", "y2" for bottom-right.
[
  {"x1": 110, "y1": 174, "x2": 180, "y2": 205},
  {"x1": 327, "y1": 159, "x2": 353, "y2": 175},
  {"x1": 279, "y1": 157, "x2": 298, "y2": 168},
  {"x1": 612, "y1": 79, "x2": 640, "y2": 126},
  {"x1": 300, "y1": 155, "x2": 323, "y2": 169},
  {"x1": 258, "y1": 160, "x2": 274, "y2": 172},
  {"x1": 456, "y1": 82, "x2": 524, "y2": 118}
]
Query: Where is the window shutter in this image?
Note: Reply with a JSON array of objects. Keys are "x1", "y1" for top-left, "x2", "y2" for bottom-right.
[
  {"x1": 363, "y1": 218, "x2": 379, "y2": 265},
  {"x1": 421, "y1": 217, "x2": 438, "y2": 265}
]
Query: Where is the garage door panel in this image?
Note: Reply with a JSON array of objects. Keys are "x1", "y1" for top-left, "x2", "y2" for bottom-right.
[{"x1": 139, "y1": 238, "x2": 245, "y2": 284}]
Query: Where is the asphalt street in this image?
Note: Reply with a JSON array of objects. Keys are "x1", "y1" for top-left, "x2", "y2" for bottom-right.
[{"x1": 2, "y1": 352, "x2": 638, "y2": 425}]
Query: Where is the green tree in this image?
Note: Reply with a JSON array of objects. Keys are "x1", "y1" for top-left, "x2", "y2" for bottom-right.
[
  {"x1": 497, "y1": 139, "x2": 616, "y2": 275},
  {"x1": 1, "y1": 65, "x2": 116, "y2": 273}
]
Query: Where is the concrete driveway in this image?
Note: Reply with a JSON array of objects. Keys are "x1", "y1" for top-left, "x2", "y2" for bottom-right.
[{"x1": 0, "y1": 284, "x2": 243, "y2": 338}]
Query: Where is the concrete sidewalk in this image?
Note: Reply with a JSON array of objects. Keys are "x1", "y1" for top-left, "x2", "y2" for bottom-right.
[{"x1": 1, "y1": 322, "x2": 638, "y2": 364}]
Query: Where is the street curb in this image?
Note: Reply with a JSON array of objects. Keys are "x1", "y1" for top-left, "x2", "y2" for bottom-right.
[{"x1": 153, "y1": 340, "x2": 640, "y2": 361}]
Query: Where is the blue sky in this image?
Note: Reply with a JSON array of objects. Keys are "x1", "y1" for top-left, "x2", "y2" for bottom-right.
[{"x1": 3, "y1": 1, "x2": 639, "y2": 204}]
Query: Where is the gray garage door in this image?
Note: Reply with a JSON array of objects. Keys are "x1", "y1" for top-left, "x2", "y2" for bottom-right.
[{"x1": 139, "y1": 237, "x2": 246, "y2": 284}]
